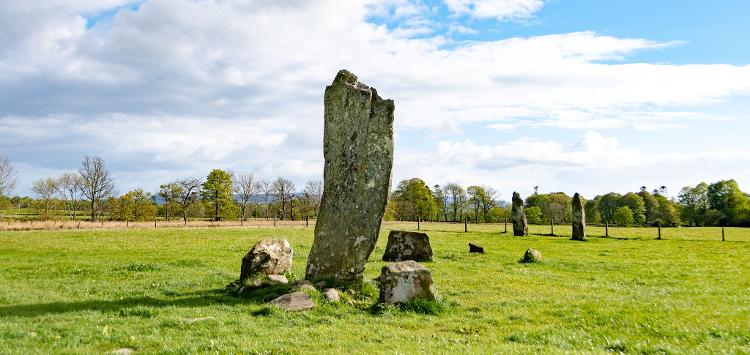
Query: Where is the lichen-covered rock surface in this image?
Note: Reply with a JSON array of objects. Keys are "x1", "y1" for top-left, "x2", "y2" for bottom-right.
[
  {"x1": 269, "y1": 292, "x2": 315, "y2": 312},
  {"x1": 377, "y1": 260, "x2": 435, "y2": 304},
  {"x1": 382, "y1": 230, "x2": 433, "y2": 262},
  {"x1": 571, "y1": 193, "x2": 587, "y2": 241},
  {"x1": 521, "y1": 248, "x2": 543, "y2": 263},
  {"x1": 305, "y1": 70, "x2": 394, "y2": 282},
  {"x1": 512, "y1": 192, "x2": 528, "y2": 236},
  {"x1": 240, "y1": 239, "x2": 292, "y2": 281}
]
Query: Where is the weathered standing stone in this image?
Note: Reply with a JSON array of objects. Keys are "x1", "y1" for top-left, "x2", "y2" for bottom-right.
[
  {"x1": 468, "y1": 243, "x2": 484, "y2": 253},
  {"x1": 240, "y1": 239, "x2": 293, "y2": 281},
  {"x1": 305, "y1": 70, "x2": 394, "y2": 282},
  {"x1": 520, "y1": 248, "x2": 543, "y2": 263},
  {"x1": 269, "y1": 291, "x2": 315, "y2": 311},
  {"x1": 377, "y1": 260, "x2": 435, "y2": 304},
  {"x1": 382, "y1": 231, "x2": 433, "y2": 262},
  {"x1": 571, "y1": 193, "x2": 587, "y2": 241},
  {"x1": 512, "y1": 192, "x2": 528, "y2": 236}
]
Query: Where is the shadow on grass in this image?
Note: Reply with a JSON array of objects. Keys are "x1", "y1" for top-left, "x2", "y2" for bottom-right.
[{"x1": 0, "y1": 286, "x2": 290, "y2": 318}]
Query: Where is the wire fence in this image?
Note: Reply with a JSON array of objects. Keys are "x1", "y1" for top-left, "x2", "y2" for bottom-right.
[{"x1": 0, "y1": 219, "x2": 745, "y2": 242}]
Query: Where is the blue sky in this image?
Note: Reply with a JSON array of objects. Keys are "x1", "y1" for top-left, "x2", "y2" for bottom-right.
[{"x1": 1, "y1": 0, "x2": 749, "y2": 201}]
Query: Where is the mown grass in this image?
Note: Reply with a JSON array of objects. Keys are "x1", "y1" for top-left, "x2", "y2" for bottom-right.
[{"x1": 0, "y1": 223, "x2": 748, "y2": 353}]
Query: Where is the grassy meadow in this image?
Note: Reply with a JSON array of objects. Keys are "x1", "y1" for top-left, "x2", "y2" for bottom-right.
[{"x1": 0, "y1": 222, "x2": 748, "y2": 353}]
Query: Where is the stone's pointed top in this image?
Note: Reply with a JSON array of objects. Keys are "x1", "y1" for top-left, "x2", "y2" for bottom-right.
[
  {"x1": 334, "y1": 69, "x2": 357, "y2": 84},
  {"x1": 333, "y1": 69, "x2": 371, "y2": 92}
]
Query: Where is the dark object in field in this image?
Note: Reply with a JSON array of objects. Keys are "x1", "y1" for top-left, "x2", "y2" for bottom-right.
[
  {"x1": 512, "y1": 192, "x2": 528, "y2": 236},
  {"x1": 240, "y1": 239, "x2": 293, "y2": 281},
  {"x1": 382, "y1": 230, "x2": 433, "y2": 262},
  {"x1": 377, "y1": 260, "x2": 435, "y2": 304},
  {"x1": 269, "y1": 291, "x2": 315, "y2": 311},
  {"x1": 520, "y1": 248, "x2": 543, "y2": 263},
  {"x1": 468, "y1": 243, "x2": 484, "y2": 253},
  {"x1": 306, "y1": 70, "x2": 394, "y2": 282},
  {"x1": 571, "y1": 193, "x2": 587, "y2": 241}
]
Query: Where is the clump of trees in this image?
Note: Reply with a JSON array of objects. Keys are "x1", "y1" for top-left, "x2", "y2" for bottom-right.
[
  {"x1": 583, "y1": 187, "x2": 681, "y2": 227},
  {"x1": 3, "y1": 153, "x2": 750, "y2": 227},
  {"x1": 679, "y1": 180, "x2": 750, "y2": 226}
]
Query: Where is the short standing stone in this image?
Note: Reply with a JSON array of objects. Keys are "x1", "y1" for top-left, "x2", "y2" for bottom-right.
[
  {"x1": 240, "y1": 239, "x2": 293, "y2": 281},
  {"x1": 382, "y1": 230, "x2": 433, "y2": 262},
  {"x1": 377, "y1": 260, "x2": 435, "y2": 304},
  {"x1": 323, "y1": 288, "x2": 340, "y2": 302},
  {"x1": 571, "y1": 192, "x2": 587, "y2": 241},
  {"x1": 520, "y1": 248, "x2": 543, "y2": 263},
  {"x1": 306, "y1": 70, "x2": 394, "y2": 282},
  {"x1": 269, "y1": 291, "x2": 315, "y2": 311},
  {"x1": 512, "y1": 192, "x2": 528, "y2": 236},
  {"x1": 468, "y1": 243, "x2": 484, "y2": 253}
]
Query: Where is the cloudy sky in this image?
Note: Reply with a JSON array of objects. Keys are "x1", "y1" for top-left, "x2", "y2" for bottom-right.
[{"x1": 1, "y1": 0, "x2": 749, "y2": 200}]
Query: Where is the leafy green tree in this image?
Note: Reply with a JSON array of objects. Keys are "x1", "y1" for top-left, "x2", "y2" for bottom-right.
[
  {"x1": 443, "y1": 183, "x2": 467, "y2": 222},
  {"x1": 524, "y1": 206, "x2": 543, "y2": 225},
  {"x1": 613, "y1": 206, "x2": 634, "y2": 227},
  {"x1": 392, "y1": 178, "x2": 435, "y2": 221},
  {"x1": 158, "y1": 183, "x2": 181, "y2": 221},
  {"x1": 677, "y1": 183, "x2": 708, "y2": 226},
  {"x1": 638, "y1": 190, "x2": 661, "y2": 225},
  {"x1": 598, "y1": 193, "x2": 622, "y2": 223},
  {"x1": 585, "y1": 199, "x2": 600, "y2": 224},
  {"x1": 618, "y1": 193, "x2": 646, "y2": 225},
  {"x1": 202, "y1": 169, "x2": 234, "y2": 221},
  {"x1": 111, "y1": 189, "x2": 157, "y2": 222},
  {"x1": 706, "y1": 180, "x2": 750, "y2": 226},
  {"x1": 432, "y1": 184, "x2": 447, "y2": 221}
]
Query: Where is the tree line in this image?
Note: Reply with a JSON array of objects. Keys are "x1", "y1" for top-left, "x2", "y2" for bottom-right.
[
  {"x1": 0, "y1": 155, "x2": 323, "y2": 224},
  {"x1": 2, "y1": 155, "x2": 749, "y2": 227},
  {"x1": 385, "y1": 178, "x2": 750, "y2": 227}
]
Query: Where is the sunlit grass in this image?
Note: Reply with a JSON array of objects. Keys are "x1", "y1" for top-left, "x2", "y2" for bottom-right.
[{"x1": 0, "y1": 223, "x2": 748, "y2": 353}]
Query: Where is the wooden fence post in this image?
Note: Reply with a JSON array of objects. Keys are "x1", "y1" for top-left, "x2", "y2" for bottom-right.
[{"x1": 722, "y1": 227, "x2": 725, "y2": 242}]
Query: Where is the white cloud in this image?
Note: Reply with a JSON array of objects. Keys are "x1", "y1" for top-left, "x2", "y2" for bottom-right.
[
  {"x1": 444, "y1": 0, "x2": 545, "y2": 20},
  {"x1": 1, "y1": 0, "x2": 750, "y2": 195}
]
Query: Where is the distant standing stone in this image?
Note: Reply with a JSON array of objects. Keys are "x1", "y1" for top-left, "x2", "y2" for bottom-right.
[
  {"x1": 377, "y1": 260, "x2": 435, "y2": 304},
  {"x1": 269, "y1": 291, "x2": 315, "y2": 311},
  {"x1": 240, "y1": 239, "x2": 293, "y2": 281},
  {"x1": 571, "y1": 193, "x2": 587, "y2": 241},
  {"x1": 512, "y1": 192, "x2": 528, "y2": 236},
  {"x1": 520, "y1": 248, "x2": 543, "y2": 263},
  {"x1": 468, "y1": 243, "x2": 484, "y2": 253},
  {"x1": 382, "y1": 230, "x2": 433, "y2": 262},
  {"x1": 306, "y1": 70, "x2": 394, "y2": 282}
]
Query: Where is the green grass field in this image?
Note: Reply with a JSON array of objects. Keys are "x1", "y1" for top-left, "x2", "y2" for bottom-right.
[{"x1": 1, "y1": 223, "x2": 748, "y2": 353}]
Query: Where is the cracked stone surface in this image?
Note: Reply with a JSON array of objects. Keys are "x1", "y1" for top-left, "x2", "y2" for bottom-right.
[
  {"x1": 240, "y1": 239, "x2": 292, "y2": 281},
  {"x1": 305, "y1": 70, "x2": 394, "y2": 282},
  {"x1": 377, "y1": 260, "x2": 435, "y2": 304},
  {"x1": 382, "y1": 230, "x2": 433, "y2": 262},
  {"x1": 571, "y1": 193, "x2": 587, "y2": 241}
]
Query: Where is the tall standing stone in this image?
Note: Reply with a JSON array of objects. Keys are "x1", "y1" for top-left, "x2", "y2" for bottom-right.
[
  {"x1": 305, "y1": 70, "x2": 394, "y2": 282},
  {"x1": 512, "y1": 191, "x2": 527, "y2": 236},
  {"x1": 571, "y1": 192, "x2": 587, "y2": 241}
]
